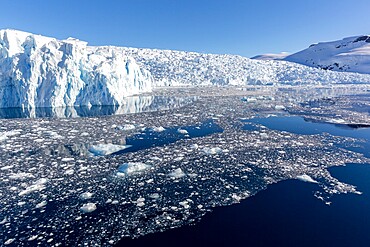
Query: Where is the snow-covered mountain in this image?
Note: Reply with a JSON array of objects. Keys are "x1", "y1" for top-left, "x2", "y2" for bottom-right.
[
  {"x1": 2, "y1": 29, "x2": 370, "y2": 108},
  {"x1": 251, "y1": 52, "x2": 290, "y2": 60},
  {"x1": 0, "y1": 29, "x2": 153, "y2": 108},
  {"x1": 284, "y1": 35, "x2": 370, "y2": 74}
]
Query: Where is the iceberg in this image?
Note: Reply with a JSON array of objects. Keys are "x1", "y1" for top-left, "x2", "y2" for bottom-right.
[{"x1": 88, "y1": 143, "x2": 132, "y2": 156}]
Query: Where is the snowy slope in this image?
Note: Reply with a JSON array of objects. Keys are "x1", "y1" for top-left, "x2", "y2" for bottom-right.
[
  {"x1": 251, "y1": 52, "x2": 290, "y2": 60},
  {"x1": 0, "y1": 29, "x2": 153, "y2": 108},
  {"x1": 120, "y1": 47, "x2": 370, "y2": 86},
  {"x1": 284, "y1": 35, "x2": 370, "y2": 74}
]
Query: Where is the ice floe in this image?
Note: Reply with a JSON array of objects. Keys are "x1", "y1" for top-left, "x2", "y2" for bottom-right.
[
  {"x1": 88, "y1": 143, "x2": 132, "y2": 156},
  {"x1": 117, "y1": 162, "x2": 151, "y2": 175},
  {"x1": 297, "y1": 174, "x2": 318, "y2": 183},
  {"x1": 80, "y1": 203, "x2": 97, "y2": 213}
]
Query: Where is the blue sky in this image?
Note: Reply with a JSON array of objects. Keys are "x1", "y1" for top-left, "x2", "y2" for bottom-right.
[{"x1": 1, "y1": 0, "x2": 369, "y2": 57}]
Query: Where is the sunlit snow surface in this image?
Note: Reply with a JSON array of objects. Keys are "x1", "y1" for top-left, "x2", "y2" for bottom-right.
[{"x1": 1, "y1": 86, "x2": 370, "y2": 246}]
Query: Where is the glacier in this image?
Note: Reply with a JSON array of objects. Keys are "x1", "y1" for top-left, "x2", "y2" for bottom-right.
[
  {"x1": 2, "y1": 29, "x2": 370, "y2": 108},
  {"x1": 0, "y1": 29, "x2": 153, "y2": 108}
]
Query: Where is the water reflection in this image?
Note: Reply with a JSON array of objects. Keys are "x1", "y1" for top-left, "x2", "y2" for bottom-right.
[{"x1": 0, "y1": 95, "x2": 197, "y2": 119}]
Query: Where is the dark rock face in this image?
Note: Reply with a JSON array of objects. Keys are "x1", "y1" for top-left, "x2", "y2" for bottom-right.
[{"x1": 353, "y1": 36, "x2": 370, "y2": 43}]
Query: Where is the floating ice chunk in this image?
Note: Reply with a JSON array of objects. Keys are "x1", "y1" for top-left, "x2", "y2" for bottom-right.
[
  {"x1": 80, "y1": 132, "x2": 89, "y2": 137},
  {"x1": 327, "y1": 118, "x2": 346, "y2": 124},
  {"x1": 0, "y1": 217, "x2": 7, "y2": 224},
  {"x1": 121, "y1": 124, "x2": 136, "y2": 131},
  {"x1": 1, "y1": 165, "x2": 14, "y2": 170},
  {"x1": 0, "y1": 129, "x2": 22, "y2": 142},
  {"x1": 61, "y1": 157, "x2": 74, "y2": 162},
  {"x1": 35, "y1": 201, "x2": 47, "y2": 209},
  {"x1": 18, "y1": 178, "x2": 48, "y2": 196},
  {"x1": 202, "y1": 147, "x2": 223, "y2": 155},
  {"x1": 190, "y1": 144, "x2": 199, "y2": 149},
  {"x1": 241, "y1": 97, "x2": 257, "y2": 103},
  {"x1": 80, "y1": 203, "x2": 97, "y2": 213},
  {"x1": 9, "y1": 172, "x2": 34, "y2": 180},
  {"x1": 168, "y1": 168, "x2": 186, "y2": 178},
  {"x1": 4, "y1": 238, "x2": 15, "y2": 245},
  {"x1": 274, "y1": 105, "x2": 286, "y2": 111},
  {"x1": 177, "y1": 128, "x2": 188, "y2": 135},
  {"x1": 28, "y1": 235, "x2": 38, "y2": 241},
  {"x1": 80, "y1": 192, "x2": 94, "y2": 200},
  {"x1": 89, "y1": 143, "x2": 132, "y2": 156},
  {"x1": 297, "y1": 174, "x2": 318, "y2": 183},
  {"x1": 149, "y1": 193, "x2": 160, "y2": 199},
  {"x1": 135, "y1": 197, "x2": 145, "y2": 207},
  {"x1": 152, "y1": 126, "x2": 166, "y2": 132},
  {"x1": 64, "y1": 169, "x2": 74, "y2": 175},
  {"x1": 259, "y1": 132, "x2": 269, "y2": 138},
  {"x1": 117, "y1": 162, "x2": 151, "y2": 175},
  {"x1": 231, "y1": 194, "x2": 242, "y2": 201},
  {"x1": 179, "y1": 200, "x2": 190, "y2": 209}
]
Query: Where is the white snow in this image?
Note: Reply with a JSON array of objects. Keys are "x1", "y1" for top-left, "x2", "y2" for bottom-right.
[
  {"x1": 251, "y1": 52, "x2": 290, "y2": 60},
  {"x1": 285, "y1": 35, "x2": 370, "y2": 74},
  {"x1": 80, "y1": 203, "x2": 97, "y2": 213},
  {"x1": 88, "y1": 143, "x2": 132, "y2": 156},
  {"x1": 297, "y1": 174, "x2": 318, "y2": 183},
  {"x1": 122, "y1": 45, "x2": 370, "y2": 86},
  {"x1": 117, "y1": 162, "x2": 151, "y2": 175}
]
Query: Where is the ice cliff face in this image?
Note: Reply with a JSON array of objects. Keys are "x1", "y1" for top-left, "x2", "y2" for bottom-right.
[
  {"x1": 284, "y1": 35, "x2": 370, "y2": 74},
  {"x1": 2, "y1": 29, "x2": 370, "y2": 108},
  {"x1": 0, "y1": 29, "x2": 153, "y2": 108}
]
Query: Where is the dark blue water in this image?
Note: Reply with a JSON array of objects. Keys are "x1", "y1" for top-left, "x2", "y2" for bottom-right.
[
  {"x1": 114, "y1": 119, "x2": 223, "y2": 154},
  {"x1": 116, "y1": 116, "x2": 370, "y2": 247},
  {"x1": 246, "y1": 116, "x2": 370, "y2": 157},
  {"x1": 246, "y1": 116, "x2": 370, "y2": 139}
]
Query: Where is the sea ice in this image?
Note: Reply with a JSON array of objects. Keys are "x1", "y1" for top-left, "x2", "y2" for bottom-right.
[
  {"x1": 274, "y1": 105, "x2": 286, "y2": 111},
  {"x1": 80, "y1": 192, "x2": 94, "y2": 200},
  {"x1": 80, "y1": 203, "x2": 97, "y2": 213},
  {"x1": 297, "y1": 174, "x2": 318, "y2": 183},
  {"x1": 88, "y1": 144, "x2": 132, "y2": 156},
  {"x1": 177, "y1": 128, "x2": 188, "y2": 135},
  {"x1": 152, "y1": 126, "x2": 166, "y2": 132},
  {"x1": 117, "y1": 162, "x2": 151, "y2": 175},
  {"x1": 202, "y1": 147, "x2": 223, "y2": 155},
  {"x1": 168, "y1": 168, "x2": 186, "y2": 179}
]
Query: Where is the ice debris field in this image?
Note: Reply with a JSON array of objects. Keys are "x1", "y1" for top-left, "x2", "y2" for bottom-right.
[{"x1": 1, "y1": 86, "x2": 370, "y2": 246}]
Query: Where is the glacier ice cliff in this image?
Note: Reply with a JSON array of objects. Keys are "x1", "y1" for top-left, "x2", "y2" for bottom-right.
[{"x1": 0, "y1": 29, "x2": 153, "y2": 108}]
